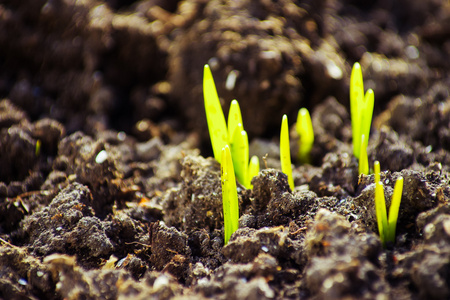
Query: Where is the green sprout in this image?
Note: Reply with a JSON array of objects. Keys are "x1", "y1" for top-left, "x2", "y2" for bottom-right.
[
  {"x1": 35, "y1": 139, "x2": 41, "y2": 157},
  {"x1": 280, "y1": 114, "x2": 294, "y2": 190},
  {"x1": 230, "y1": 122, "x2": 249, "y2": 188},
  {"x1": 203, "y1": 65, "x2": 259, "y2": 189},
  {"x1": 374, "y1": 160, "x2": 404, "y2": 247},
  {"x1": 247, "y1": 155, "x2": 260, "y2": 189},
  {"x1": 387, "y1": 176, "x2": 404, "y2": 243},
  {"x1": 227, "y1": 99, "x2": 243, "y2": 141},
  {"x1": 350, "y1": 63, "x2": 374, "y2": 160},
  {"x1": 374, "y1": 160, "x2": 380, "y2": 183},
  {"x1": 296, "y1": 107, "x2": 314, "y2": 164},
  {"x1": 204, "y1": 64, "x2": 228, "y2": 163},
  {"x1": 221, "y1": 145, "x2": 239, "y2": 244},
  {"x1": 359, "y1": 134, "x2": 369, "y2": 175}
]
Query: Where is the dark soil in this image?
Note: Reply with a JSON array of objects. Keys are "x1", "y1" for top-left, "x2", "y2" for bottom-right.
[{"x1": 1, "y1": 0, "x2": 450, "y2": 299}]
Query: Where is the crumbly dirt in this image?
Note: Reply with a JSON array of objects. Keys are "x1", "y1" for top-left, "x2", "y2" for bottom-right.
[{"x1": 1, "y1": 0, "x2": 450, "y2": 299}]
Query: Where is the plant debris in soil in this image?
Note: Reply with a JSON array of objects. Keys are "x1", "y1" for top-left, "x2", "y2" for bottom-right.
[{"x1": 1, "y1": 0, "x2": 450, "y2": 299}]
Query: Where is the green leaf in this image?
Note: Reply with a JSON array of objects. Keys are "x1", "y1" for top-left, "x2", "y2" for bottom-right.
[
  {"x1": 374, "y1": 160, "x2": 380, "y2": 184},
  {"x1": 204, "y1": 64, "x2": 228, "y2": 163},
  {"x1": 350, "y1": 62, "x2": 364, "y2": 159},
  {"x1": 359, "y1": 134, "x2": 369, "y2": 175},
  {"x1": 247, "y1": 155, "x2": 260, "y2": 189},
  {"x1": 387, "y1": 177, "x2": 403, "y2": 243},
  {"x1": 230, "y1": 123, "x2": 249, "y2": 188},
  {"x1": 227, "y1": 99, "x2": 243, "y2": 143},
  {"x1": 296, "y1": 107, "x2": 314, "y2": 164},
  {"x1": 221, "y1": 145, "x2": 239, "y2": 245},
  {"x1": 375, "y1": 181, "x2": 389, "y2": 247},
  {"x1": 280, "y1": 114, "x2": 294, "y2": 190},
  {"x1": 360, "y1": 89, "x2": 374, "y2": 150}
]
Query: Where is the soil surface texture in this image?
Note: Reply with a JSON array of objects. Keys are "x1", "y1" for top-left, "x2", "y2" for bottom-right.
[{"x1": 1, "y1": 0, "x2": 450, "y2": 299}]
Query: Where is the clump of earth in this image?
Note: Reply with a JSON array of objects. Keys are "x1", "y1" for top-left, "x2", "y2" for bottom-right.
[{"x1": 1, "y1": 0, "x2": 450, "y2": 299}]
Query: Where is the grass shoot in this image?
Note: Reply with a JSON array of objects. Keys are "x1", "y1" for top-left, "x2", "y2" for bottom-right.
[
  {"x1": 373, "y1": 160, "x2": 404, "y2": 247},
  {"x1": 221, "y1": 145, "x2": 239, "y2": 245},
  {"x1": 230, "y1": 122, "x2": 249, "y2": 189},
  {"x1": 296, "y1": 107, "x2": 314, "y2": 164},
  {"x1": 374, "y1": 160, "x2": 380, "y2": 183},
  {"x1": 280, "y1": 114, "x2": 294, "y2": 190},
  {"x1": 247, "y1": 155, "x2": 260, "y2": 189},
  {"x1": 350, "y1": 63, "x2": 374, "y2": 159},
  {"x1": 227, "y1": 99, "x2": 243, "y2": 142},
  {"x1": 203, "y1": 64, "x2": 228, "y2": 163},
  {"x1": 359, "y1": 134, "x2": 369, "y2": 175},
  {"x1": 387, "y1": 177, "x2": 404, "y2": 243},
  {"x1": 375, "y1": 181, "x2": 389, "y2": 247}
]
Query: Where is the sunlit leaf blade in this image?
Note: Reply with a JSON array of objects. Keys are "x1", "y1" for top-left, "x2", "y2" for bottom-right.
[
  {"x1": 374, "y1": 160, "x2": 380, "y2": 184},
  {"x1": 387, "y1": 177, "x2": 404, "y2": 243},
  {"x1": 350, "y1": 62, "x2": 364, "y2": 159},
  {"x1": 375, "y1": 181, "x2": 389, "y2": 247},
  {"x1": 280, "y1": 114, "x2": 294, "y2": 190},
  {"x1": 204, "y1": 64, "x2": 228, "y2": 163},
  {"x1": 247, "y1": 155, "x2": 260, "y2": 189},
  {"x1": 296, "y1": 107, "x2": 314, "y2": 164},
  {"x1": 221, "y1": 145, "x2": 239, "y2": 245},
  {"x1": 361, "y1": 89, "x2": 374, "y2": 150},
  {"x1": 359, "y1": 134, "x2": 369, "y2": 175},
  {"x1": 227, "y1": 99, "x2": 243, "y2": 143},
  {"x1": 230, "y1": 124, "x2": 249, "y2": 188}
]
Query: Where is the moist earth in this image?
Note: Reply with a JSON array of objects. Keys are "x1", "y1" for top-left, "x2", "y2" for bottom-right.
[{"x1": 1, "y1": 0, "x2": 450, "y2": 299}]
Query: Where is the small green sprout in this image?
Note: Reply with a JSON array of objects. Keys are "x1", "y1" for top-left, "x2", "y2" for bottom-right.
[
  {"x1": 350, "y1": 63, "x2": 374, "y2": 159},
  {"x1": 203, "y1": 67, "x2": 253, "y2": 188},
  {"x1": 230, "y1": 123, "x2": 249, "y2": 188},
  {"x1": 204, "y1": 64, "x2": 228, "y2": 163},
  {"x1": 359, "y1": 134, "x2": 369, "y2": 175},
  {"x1": 221, "y1": 145, "x2": 239, "y2": 245},
  {"x1": 387, "y1": 176, "x2": 404, "y2": 243},
  {"x1": 296, "y1": 107, "x2": 314, "y2": 164},
  {"x1": 280, "y1": 114, "x2": 294, "y2": 190},
  {"x1": 374, "y1": 160, "x2": 404, "y2": 247},
  {"x1": 247, "y1": 155, "x2": 260, "y2": 189},
  {"x1": 375, "y1": 181, "x2": 389, "y2": 247},
  {"x1": 227, "y1": 99, "x2": 243, "y2": 141},
  {"x1": 374, "y1": 160, "x2": 380, "y2": 183},
  {"x1": 35, "y1": 139, "x2": 41, "y2": 157}
]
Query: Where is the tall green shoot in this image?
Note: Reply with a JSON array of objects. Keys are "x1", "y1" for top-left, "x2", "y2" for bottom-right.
[
  {"x1": 387, "y1": 177, "x2": 404, "y2": 243},
  {"x1": 280, "y1": 114, "x2": 294, "y2": 190},
  {"x1": 227, "y1": 100, "x2": 243, "y2": 142},
  {"x1": 221, "y1": 145, "x2": 239, "y2": 244},
  {"x1": 375, "y1": 181, "x2": 389, "y2": 247},
  {"x1": 230, "y1": 123, "x2": 249, "y2": 188},
  {"x1": 247, "y1": 155, "x2": 260, "y2": 189},
  {"x1": 374, "y1": 160, "x2": 404, "y2": 247},
  {"x1": 359, "y1": 134, "x2": 369, "y2": 175},
  {"x1": 350, "y1": 63, "x2": 374, "y2": 160},
  {"x1": 296, "y1": 108, "x2": 314, "y2": 164},
  {"x1": 204, "y1": 65, "x2": 228, "y2": 163}
]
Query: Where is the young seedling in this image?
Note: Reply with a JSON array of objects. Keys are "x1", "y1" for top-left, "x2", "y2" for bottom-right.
[
  {"x1": 204, "y1": 64, "x2": 228, "y2": 163},
  {"x1": 374, "y1": 160, "x2": 380, "y2": 184},
  {"x1": 203, "y1": 68, "x2": 251, "y2": 188},
  {"x1": 350, "y1": 63, "x2": 374, "y2": 160},
  {"x1": 230, "y1": 123, "x2": 249, "y2": 188},
  {"x1": 387, "y1": 176, "x2": 404, "y2": 243},
  {"x1": 359, "y1": 134, "x2": 369, "y2": 175},
  {"x1": 375, "y1": 180, "x2": 389, "y2": 247},
  {"x1": 221, "y1": 145, "x2": 239, "y2": 245},
  {"x1": 373, "y1": 160, "x2": 404, "y2": 247},
  {"x1": 280, "y1": 114, "x2": 294, "y2": 190},
  {"x1": 247, "y1": 155, "x2": 260, "y2": 189},
  {"x1": 296, "y1": 107, "x2": 314, "y2": 164},
  {"x1": 227, "y1": 99, "x2": 243, "y2": 142}
]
